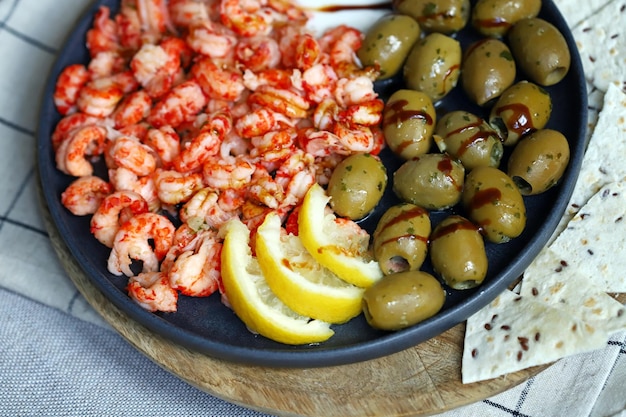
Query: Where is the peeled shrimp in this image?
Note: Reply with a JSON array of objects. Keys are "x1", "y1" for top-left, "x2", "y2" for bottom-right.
[
  {"x1": 55, "y1": 125, "x2": 107, "y2": 177},
  {"x1": 61, "y1": 176, "x2": 112, "y2": 216},
  {"x1": 53, "y1": 64, "x2": 90, "y2": 116},
  {"x1": 90, "y1": 190, "x2": 150, "y2": 247},
  {"x1": 127, "y1": 271, "x2": 178, "y2": 312},
  {"x1": 169, "y1": 230, "x2": 222, "y2": 297}
]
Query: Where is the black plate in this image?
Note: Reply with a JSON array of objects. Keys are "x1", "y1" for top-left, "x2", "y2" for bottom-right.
[{"x1": 37, "y1": 0, "x2": 587, "y2": 368}]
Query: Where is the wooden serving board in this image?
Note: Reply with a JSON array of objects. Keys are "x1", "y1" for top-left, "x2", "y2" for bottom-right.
[{"x1": 40, "y1": 185, "x2": 547, "y2": 417}]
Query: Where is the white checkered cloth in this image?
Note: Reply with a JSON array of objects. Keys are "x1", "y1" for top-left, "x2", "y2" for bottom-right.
[{"x1": 0, "y1": 0, "x2": 624, "y2": 416}]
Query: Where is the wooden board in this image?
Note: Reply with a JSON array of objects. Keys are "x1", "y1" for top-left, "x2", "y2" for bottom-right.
[{"x1": 39, "y1": 185, "x2": 550, "y2": 417}]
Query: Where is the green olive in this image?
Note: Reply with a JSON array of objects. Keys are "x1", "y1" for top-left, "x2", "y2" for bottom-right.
[
  {"x1": 327, "y1": 153, "x2": 387, "y2": 220},
  {"x1": 461, "y1": 38, "x2": 516, "y2": 106},
  {"x1": 393, "y1": 0, "x2": 470, "y2": 34},
  {"x1": 393, "y1": 153, "x2": 465, "y2": 210},
  {"x1": 362, "y1": 270, "x2": 446, "y2": 331},
  {"x1": 383, "y1": 89, "x2": 436, "y2": 160},
  {"x1": 430, "y1": 215, "x2": 488, "y2": 289},
  {"x1": 471, "y1": 0, "x2": 542, "y2": 37},
  {"x1": 507, "y1": 129, "x2": 571, "y2": 195},
  {"x1": 373, "y1": 203, "x2": 431, "y2": 275},
  {"x1": 508, "y1": 18, "x2": 571, "y2": 86},
  {"x1": 357, "y1": 14, "x2": 421, "y2": 80},
  {"x1": 403, "y1": 33, "x2": 461, "y2": 102},
  {"x1": 489, "y1": 80, "x2": 552, "y2": 146},
  {"x1": 434, "y1": 110, "x2": 504, "y2": 170},
  {"x1": 462, "y1": 166, "x2": 526, "y2": 243}
]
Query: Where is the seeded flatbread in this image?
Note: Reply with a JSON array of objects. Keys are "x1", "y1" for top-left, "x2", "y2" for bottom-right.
[
  {"x1": 572, "y1": 0, "x2": 626, "y2": 93},
  {"x1": 462, "y1": 290, "x2": 608, "y2": 384},
  {"x1": 554, "y1": 83, "x2": 626, "y2": 237},
  {"x1": 549, "y1": 180, "x2": 626, "y2": 293},
  {"x1": 520, "y1": 247, "x2": 626, "y2": 334},
  {"x1": 554, "y1": 0, "x2": 614, "y2": 27}
]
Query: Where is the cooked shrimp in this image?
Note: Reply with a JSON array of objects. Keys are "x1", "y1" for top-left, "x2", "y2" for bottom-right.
[
  {"x1": 234, "y1": 107, "x2": 289, "y2": 138},
  {"x1": 172, "y1": 112, "x2": 232, "y2": 172},
  {"x1": 242, "y1": 68, "x2": 294, "y2": 91},
  {"x1": 275, "y1": 149, "x2": 316, "y2": 207},
  {"x1": 127, "y1": 271, "x2": 178, "y2": 312},
  {"x1": 247, "y1": 166, "x2": 284, "y2": 209},
  {"x1": 130, "y1": 38, "x2": 187, "y2": 99},
  {"x1": 108, "y1": 135, "x2": 157, "y2": 176},
  {"x1": 76, "y1": 77, "x2": 126, "y2": 118},
  {"x1": 55, "y1": 125, "x2": 107, "y2": 177},
  {"x1": 118, "y1": 122, "x2": 150, "y2": 142},
  {"x1": 247, "y1": 85, "x2": 310, "y2": 119},
  {"x1": 191, "y1": 56, "x2": 245, "y2": 102},
  {"x1": 249, "y1": 129, "x2": 295, "y2": 163},
  {"x1": 111, "y1": 90, "x2": 152, "y2": 128},
  {"x1": 169, "y1": 230, "x2": 222, "y2": 297},
  {"x1": 109, "y1": 167, "x2": 161, "y2": 212},
  {"x1": 154, "y1": 169, "x2": 204, "y2": 205},
  {"x1": 201, "y1": 155, "x2": 255, "y2": 190},
  {"x1": 136, "y1": 0, "x2": 173, "y2": 37},
  {"x1": 107, "y1": 212, "x2": 175, "y2": 277},
  {"x1": 179, "y1": 187, "x2": 238, "y2": 229},
  {"x1": 301, "y1": 64, "x2": 337, "y2": 104},
  {"x1": 143, "y1": 125, "x2": 181, "y2": 168},
  {"x1": 168, "y1": 0, "x2": 211, "y2": 28},
  {"x1": 295, "y1": 33, "x2": 321, "y2": 71},
  {"x1": 61, "y1": 176, "x2": 112, "y2": 216},
  {"x1": 54, "y1": 64, "x2": 90, "y2": 116},
  {"x1": 312, "y1": 97, "x2": 338, "y2": 131},
  {"x1": 220, "y1": 0, "x2": 271, "y2": 37},
  {"x1": 51, "y1": 113, "x2": 104, "y2": 151},
  {"x1": 86, "y1": 6, "x2": 120, "y2": 58},
  {"x1": 88, "y1": 51, "x2": 126, "y2": 79},
  {"x1": 90, "y1": 190, "x2": 149, "y2": 247},
  {"x1": 147, "y1": 80, "x2": 207, "y2": 128},
  {"x1": 333, "y1": 122, "x2": 375, "y2": 154},
  {"x1": 334, "y1": 75, "x2": 377, "y2": 107},
  {"x1": 338, "y1": 98, "x2": 384, "y2": 127},
  {"x1": 235, "y1": 36, "x2": 281, "y2": 72},
  {"x1": 186, "y1": 20, "x2": 238, "y2": 58}
]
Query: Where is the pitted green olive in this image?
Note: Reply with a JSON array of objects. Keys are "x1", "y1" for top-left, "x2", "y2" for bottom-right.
[
  {"x1": 430, "y1": 215, "x2": 488, "y2": 289},
  {"x1": 489, "y1": 80, "x2": 552, "y2": 146},
  {"x1": 434, "y1": 110, "x2": 504, "y2": 170},
  {"x1": 327, "y1": 153, "x2": 387, "y2": 220},
  {"x1": 383, "y1": 89, "x2": 436, "y2": 160},
  {"x1": 462, "y1": 166, "x2": 527, "y2": 243},
  {"x1": 471, "y1": 0, "x2": 541, "y2": 37},
  {"x1": 461, "y1": 38, "x2": 516, "y2": 106},
  {"x1": 357, "y1": 14, "x2": 421, "y2": 80},
  {"x1": 508, "y1": 18, "x2": 571, "y2": 86},
  {"x1": 393, "y1": 0, "x2": 470, "y2": 34},
  {"x1": 393, "y1": 153, "x2": 465, "y2": 210},
  {"x1": 403, "y1": 33, "x2": 461, "y2": 102},
  {"x1": 507, "y1": 129, "x2": 570, "y2": 195},
  {"x1": 373, "y1": 203, "x2": 431, "y2": 275},
  {"x1": 362, "y1": 270, "x2": 446, "y2": 331}
]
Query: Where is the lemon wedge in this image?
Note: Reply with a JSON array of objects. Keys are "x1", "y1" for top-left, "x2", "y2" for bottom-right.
[
  {"x1": 256, "y1": 211, "x2": 364, "y2": 324},
  {"x1": 298, "y1": 183, "x2": 383, "y2": 288},
  {"x1": 220, "y1": 217, "x2": 334, "y2": 345}
]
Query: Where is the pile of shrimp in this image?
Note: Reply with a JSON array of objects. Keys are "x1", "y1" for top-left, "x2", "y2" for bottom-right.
[{"x1": 53, "y1": 0, "x2": 384, "y2": 313}]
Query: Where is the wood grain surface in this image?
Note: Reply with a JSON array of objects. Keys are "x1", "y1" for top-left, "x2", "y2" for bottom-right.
[{"x1": 40, "y1": 183, "x2": 549, "y2": 417}]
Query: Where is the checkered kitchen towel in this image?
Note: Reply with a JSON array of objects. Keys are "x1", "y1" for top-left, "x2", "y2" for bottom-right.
[{"x1": 0, "y1": 0, "x2": 624, "y2": 416}]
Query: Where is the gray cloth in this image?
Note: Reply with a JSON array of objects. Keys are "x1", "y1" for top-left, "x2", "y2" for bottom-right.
[{"x1": 0, "y1": 0, "x2": 625, "y2": 416}]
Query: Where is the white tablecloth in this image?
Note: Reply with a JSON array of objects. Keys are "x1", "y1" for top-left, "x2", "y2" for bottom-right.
[{"x1": 1, "y1": 0, "x2": 624, "y2": 416}]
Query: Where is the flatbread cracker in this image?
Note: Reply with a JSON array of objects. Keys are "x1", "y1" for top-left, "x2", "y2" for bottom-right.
[
  {"x1": 549, "y1": 181, "x2": 626, "y2": 293},
  {"x1": 462, "y1": 290, "x2": 608, "y2": 384},
  {"x1": 555, "y1": 83, "x2": 626, "y2": 236},
  {"x1": 572, "y1": 0, "x2": 626, "y2": 92},
  {"x1": 554, "y1": 0, "x2": 614, "y2": 28},
  {"x1": 520, "y1": 247, "x2": 626, "y2": 334}
]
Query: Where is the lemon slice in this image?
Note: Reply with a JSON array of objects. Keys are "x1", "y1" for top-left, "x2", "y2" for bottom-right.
[
  {"x1": 298, "y1": 183, "x2": 383, "y2": 288},
  {"x1": 256, "y1": 211, "x2": 364, "y2": 324},
  {"x1": 220, "y1": 217, "x2": 334, "y2": 345}
]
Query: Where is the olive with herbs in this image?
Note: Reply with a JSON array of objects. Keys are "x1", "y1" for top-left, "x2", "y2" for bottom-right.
[
  {"x1": 507, "y1": 129, "x2": 570, "y2": 195},
  {"x1": 327, "y1": 153, "x2": 387, "y2": 220},
  {"x1": 434, "y1": 110, "x2": 504, "y2": 170},
  {"x1": 393, "y1": 153, "x2": 465, "y2": 210},
  {"x1": 393, "y1": 0, "x2": 470, "y2": 34},
  {"x1": 462, "y1": 166, "x2": 527, "y2": 243},
  {"x1": 461, "y1": 38, "x2": 516, "y2": 106},
  {"x1": 430, "y1": 215, "x2": 488, "y2": 290},
  {"x1": 383, "y1": 89, "x2": 436, "y2": 160},
  {"x1": 362, "y1": 270, "x2": 446, "y2": 331},
  {"x1": 489, "y1": 80, "x2": 552, "y2": 146},
  {"x1": 357, "y1": 13, "x2": 421, "y2": 80},
  {"x1": 373, "y1": 203, "x2": 431, "y2": 275},
  {"x1": 403, "y1": 32, "x2": 462, "y2": 102},
  {"x1": 471, "y1": 0, "x2": 542, "y2": 37},
  {"x1": 508, "y1": 17, "x2": 571, "y2": 86}
]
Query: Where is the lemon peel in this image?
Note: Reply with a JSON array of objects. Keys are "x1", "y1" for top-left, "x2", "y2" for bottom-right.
[
  {"x1": 298, "y1": 183, "x2": 383, "y2": 288},
  {"x1": 256, "y1": 211, "x2": 364, "y2": 324},
  {"x1": 220, "y1": 217, "x2": 334, "y2": 345}
]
